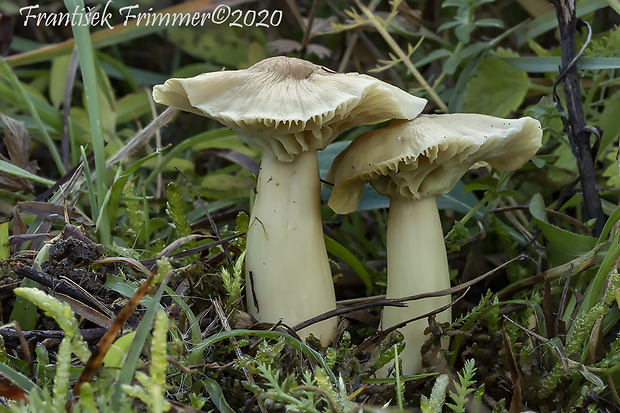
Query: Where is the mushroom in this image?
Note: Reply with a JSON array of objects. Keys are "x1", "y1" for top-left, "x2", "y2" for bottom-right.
[
  {"x1": 326, "y1": 114, "x2": 542, "y2": 372},
  {"x1": 152, "y1": 56, "x2": 427, "y2": 345}
]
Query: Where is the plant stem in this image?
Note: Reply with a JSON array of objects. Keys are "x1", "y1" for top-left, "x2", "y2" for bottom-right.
[
  {"x1": 381, "y1": 195, "x2": 452, "y2": 374},
  {"x1": 245, "y1": 151, "x2": 338, "y2": 345},
  {"x1": 553, "y1": 0, "x2": 605, "y2": 236},
  {"x1": 359, "y1": 2, "x2": 448, "y2": 112}
]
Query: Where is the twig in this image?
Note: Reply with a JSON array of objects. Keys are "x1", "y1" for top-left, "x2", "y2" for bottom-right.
[
  {"x1": 0, "y1": 326, "x2": 107, "y2": 347},
  {"x1": 490, "y1": 205, "x2": 591, "y2": 235},
  {"x1": 293, "y1": 254, "x2": 527, "y2": 332},
  {"x1": 299, "y1": 0, "x2": 319, "y2": 59}
]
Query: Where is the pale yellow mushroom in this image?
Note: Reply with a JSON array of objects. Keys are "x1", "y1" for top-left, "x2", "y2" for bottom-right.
[
  {"x1": 326, "y1": 114, "x2": 542, "y2": 372},
  {"x1": 153, "y1": 56, "x2": 427, "y2": 345}
]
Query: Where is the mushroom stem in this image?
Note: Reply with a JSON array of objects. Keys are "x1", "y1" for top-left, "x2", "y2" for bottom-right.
[
  {"x1": 245, "y1": 150, "x2": 338, "y2": 345},
  {"x1": 380, "y1": 195, "x2": 452, "y2": 375}
]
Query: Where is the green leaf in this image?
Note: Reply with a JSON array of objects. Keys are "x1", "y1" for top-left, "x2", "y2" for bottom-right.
[
  {"x1": 599, "y1": 90, "x2": 620, "y2": 152},
  {"x1": 464, "y1": 57, "x2": 531, "y2": 117},
  {"x1": 115, "y1": 91, "x2": 152, "y2": 124},
  {"x1": 166, "y1": 25, "x2": 266, "y2": 68},
  {"x1": 200, "y1": 174, "x2": 251, "y2": 199},
  {"x1": 49, "y1": 54, "x2": 72, "y2": 109},
  {"x1": 529, "y1": 194, "x2": 597, "y2": 262},
  {"x1": 324, "y1": 235, "x2": 372, "y2": 295},
  {"x1": 10, "y1": 278, "x2": 39, "y2": 331},
  {"x1": 474, "y1": 18, "x2": 503, "y2": 29},
  {"x1": 442, "y1": 0, "x2": 468, "y2": 8},
  {"x1": 455, "y1": 23, "x2": 476, "y2": 44},
  {"x1": 102, "y1": 332, "x2": 136, "y2": 369},
  {"x1": 201, "y1": 378, "x2": 236, "y2": 413},
  {"x1": 144, "y1": 128, "x2": 250, "y2": 186},
  {"x1": 0, "y1": 220, "x2": 9, "y2": 260}
]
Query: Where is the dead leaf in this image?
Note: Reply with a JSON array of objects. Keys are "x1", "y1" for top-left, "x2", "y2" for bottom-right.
[
  {"x1": 267, "y1": 39, "x2": 302, "y2": 54},
  {"x1": 0, "y1": 113, "x2": 37, "y2": 192},
  {"x1": 502, "y1": 325, "x2": 522, "y2": 413},
  {"x1": 267, "y1": 39, "x2": 331, "y2": 59},
  {"x1": 0, "y1": 375, "x2": 27, "y2": 403},
  {"x1": 0, "y1": 113, "x2": 31, "y2": 169},
  {"x1": 17, "y1": 201, "x2": 93, "y2": 225},
  {"x1": 11, "y1": 206, "x2": 27, "y2": 236},
  {"x1": 54, "y1": 292, "x2": 113, "y2": 328}
]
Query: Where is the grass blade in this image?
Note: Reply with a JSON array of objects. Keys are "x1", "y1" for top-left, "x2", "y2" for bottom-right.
[{"x1": 63, "y1": 0, "x2": 110, "y2": 245}]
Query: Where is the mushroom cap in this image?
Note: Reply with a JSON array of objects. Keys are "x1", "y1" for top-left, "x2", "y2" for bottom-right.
[
  {"x1": 326, "y1": 114, "x2": 542, "y2": 213},
  {"x1": 153, "y1": 56, "x2": 427, "y2": 162}
]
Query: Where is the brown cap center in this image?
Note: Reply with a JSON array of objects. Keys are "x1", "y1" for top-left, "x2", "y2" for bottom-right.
[{"x1": 250, "y1": 56, "x2": 320, "y2": 80}]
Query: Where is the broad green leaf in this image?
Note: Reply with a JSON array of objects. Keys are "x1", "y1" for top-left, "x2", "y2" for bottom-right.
[
  {"x1": 116, "y1": 91, "x2": 152, "y2": 125},
  {"x1": 529, "y1": 193, "x2": 597, "y2": 263},
  {"x1": 143, "y1": 157, "x2": 195, "y2": 173},
  {"x1": 443, "y1": 43, "x2": 488, "y2": 75},
  {"x1": 602, "y1": 150, "x2": 619, "y2": 188},
  {"x1": 166, "y1": 25, "x2": 266, "y2": 68},
  {"x1": 464, "y1": 57, "x2": 530, "y2": 117},
  {"x1": 442, "y1": 0, "x2": 468, "y2": 8},
  {"x1": 9, "y1": 279, "x2": 39, "y2": 331},
  {"x1": 102, "y1": 332, "x2": 136, "y2": 369},
  {"x1": 49, "y1": 54, "x2": 72, "y2": 109},
  {"x1": 455, "y1": 23, "x2": 476, "y2": 44},
  {"x1": 200, "y1": 174, "x2": 251, "y2": 199},
  {"x1": 144, "y1": 128, "x2": 254, "y2": 186}
]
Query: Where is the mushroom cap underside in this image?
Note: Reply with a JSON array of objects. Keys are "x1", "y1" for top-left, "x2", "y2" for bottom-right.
[
  {"x1": 326, "y1": 114, "x2": 543, "y2": 213},
  {"x1": 153, "y1": 56, "x2": 427, "y2": 162}
]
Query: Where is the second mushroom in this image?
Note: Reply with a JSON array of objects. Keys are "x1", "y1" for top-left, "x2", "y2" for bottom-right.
[{"x1": 326, "y1": 114, "x2": 542, "y2": 373}]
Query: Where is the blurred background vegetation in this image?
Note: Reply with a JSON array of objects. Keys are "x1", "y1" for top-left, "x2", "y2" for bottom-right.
[{"x1": 1, "y1": 0, "x2": 620, "y2": 411}]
